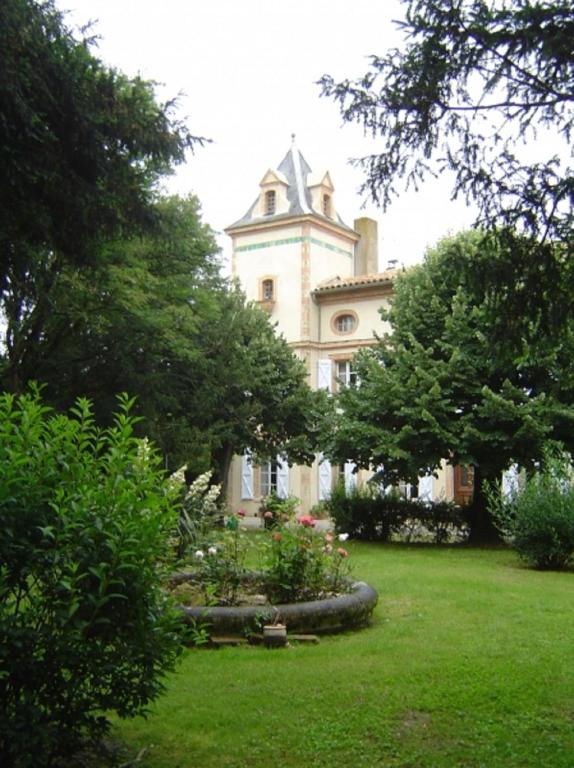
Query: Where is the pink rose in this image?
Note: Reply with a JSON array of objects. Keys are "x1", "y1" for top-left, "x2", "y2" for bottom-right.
[
  {"x1": 337, "y1": 547, "x2": 349, "y2": 558},
  {"x1": 298, "y1": 515, "x2": 316, "y2": 528},
  {"x1": 237, "y1": 509, "x2": 246, "y2": 518},
  {"x1": 264, "y1": 510, "x2": 274, "y2": 519},
  {"x1": 325, "y1": 532, "x2": 334, "y2": 543}
]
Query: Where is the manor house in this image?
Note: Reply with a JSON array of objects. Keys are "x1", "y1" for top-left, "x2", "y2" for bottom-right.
[{"x1": 224, "y1": 140, "x2": 472, "y2": 515}]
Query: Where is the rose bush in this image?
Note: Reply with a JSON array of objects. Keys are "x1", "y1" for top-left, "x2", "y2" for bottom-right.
[
  {"x1": 264, "y1": 517, "x2": 352, "y2": 603},
  {"x1": 174, "y1": 502, "x2": 353, "y2": 607}
]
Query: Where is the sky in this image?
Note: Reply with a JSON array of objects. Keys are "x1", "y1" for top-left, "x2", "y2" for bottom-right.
[{"x1": 64, "y1": 0, "x2": 476, "y2": 271}]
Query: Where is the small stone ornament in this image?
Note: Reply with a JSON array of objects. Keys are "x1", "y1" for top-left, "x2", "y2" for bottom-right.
[{"x1": 263, "y1": 623, "x2": 287, "y2": 648}]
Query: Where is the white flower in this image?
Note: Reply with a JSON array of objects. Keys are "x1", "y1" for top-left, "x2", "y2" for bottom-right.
[
  {"x1": 136, "y1": 437, "x2": 152, "y2": 465},
  {"x1": 194, "y1": 549, "x2": 204, "y2": 560},
  {"x1": 338, "y1": 533, "x2": 349, "y2": 542},
  {"x1": 168, "y1": 464, "x2": 187, "y2": 488},
  {"x1": 207, "y1": 546, "x2": 217, "y2": 556}
]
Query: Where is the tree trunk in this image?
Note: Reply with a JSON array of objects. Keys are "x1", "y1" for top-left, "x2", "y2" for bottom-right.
[
  {"x1": 218, "y1": 443, "x2": 235, "y2": 501},
  {"x1": 465, "y1": 466, "x2": 502, "y2": 544}
]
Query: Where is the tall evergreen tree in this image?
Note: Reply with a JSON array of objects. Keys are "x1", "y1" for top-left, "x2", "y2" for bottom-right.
[
  {"x1": 0, "y1": 0, "x2": 201, "y2": 391},
  {"x1": 320, "y1": 0, "x2": 574, "y2": 320}
]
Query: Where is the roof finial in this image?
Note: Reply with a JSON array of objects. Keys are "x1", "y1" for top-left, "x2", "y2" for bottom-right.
[{"x1": 291, "y1": 133, "x2": 296, "y2": 146}]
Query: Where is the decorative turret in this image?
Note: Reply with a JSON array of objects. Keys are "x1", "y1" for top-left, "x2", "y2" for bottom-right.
[{"x1": 226, "y1": 136, "x2": 354, "y2": 233}]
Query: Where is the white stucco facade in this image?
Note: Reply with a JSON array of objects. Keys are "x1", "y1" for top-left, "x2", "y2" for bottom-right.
[{"x1": 225, "y1": 141, "x2": 452, "y2": 516}]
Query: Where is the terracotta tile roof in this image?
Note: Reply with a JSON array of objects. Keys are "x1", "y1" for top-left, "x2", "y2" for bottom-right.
[{"x1": 314, "y1": 269, "x2": 398, "y2": 293}]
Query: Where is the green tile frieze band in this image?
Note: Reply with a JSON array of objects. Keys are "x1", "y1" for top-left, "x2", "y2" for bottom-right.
[{"x1": 234, "y1": 236, "x2": 352, "y2": 257}]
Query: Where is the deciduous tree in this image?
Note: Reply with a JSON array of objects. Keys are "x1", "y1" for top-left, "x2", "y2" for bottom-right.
[
  {"x1": 324, "y1": 232, "x2": 574, "y2": 541},
  {"x1": 4, "y1": 195, "x2": 327, "y2": 480}
]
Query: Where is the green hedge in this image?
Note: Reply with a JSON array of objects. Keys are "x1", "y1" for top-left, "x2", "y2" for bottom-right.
[{"x1": 324, "y1": 481, "x2": 468, "y2": 543}]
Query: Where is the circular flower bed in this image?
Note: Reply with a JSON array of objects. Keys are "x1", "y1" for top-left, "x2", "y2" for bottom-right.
[
  {"x1": 169, "y1": 490, "x2": 379, "y2": 639},
  {"x1": 171, "y1": 572, "x2": 378, "y2": 636}
]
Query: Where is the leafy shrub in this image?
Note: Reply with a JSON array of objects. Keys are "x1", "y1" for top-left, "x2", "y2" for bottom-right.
[
  {"x1": 191, "y1": 512, "x2": 248, "y2": 605},
  {"x1": 325, "y1": 481, "x2": 467, "y2": 543},
  {"x1": 259, "y1": 491, "x2": 298, "y2": 528},
  {"x1": 175, "y1": 469, "x2": 222, "y2": 557},
  {"x1": 0, "y1": 391, "x2": 182, "y2": 767},
  {"x1": 489, "y1": 452, "x2": 574, "y2": 569},
  {"x1": 264, "y1": 517, "x2": 351, "y2": 603},
  {"x1": 327, "y1": 481, "x2": 414, "y2": 541},
  {"x1": 412, "y1": 501, "x2": 469, "y2": 544}
]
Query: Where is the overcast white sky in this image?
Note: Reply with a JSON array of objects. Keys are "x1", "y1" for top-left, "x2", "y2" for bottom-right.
[{"x1": 64, "y1": 0, "x2": 476, "y2": 270}]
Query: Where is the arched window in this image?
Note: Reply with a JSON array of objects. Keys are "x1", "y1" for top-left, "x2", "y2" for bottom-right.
[
  {"x1": 322, "y1": 194, "x2": 332, "y2": 217},
  {"x1": 262, "y1": 278, "x2": 274, "y2": 301},
  {"x1": 265, "y1": 190, "x2": 276, "y2": 216}
]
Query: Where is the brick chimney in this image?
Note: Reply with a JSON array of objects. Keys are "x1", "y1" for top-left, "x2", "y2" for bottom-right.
[{"x1": 353, "y1": 217, "x2": 378, "y2": 276}]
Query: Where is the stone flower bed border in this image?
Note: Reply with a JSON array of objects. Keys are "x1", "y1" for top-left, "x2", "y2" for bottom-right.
[{"x1": 171, "y1": 573, "x2": 378, "y2": 636}]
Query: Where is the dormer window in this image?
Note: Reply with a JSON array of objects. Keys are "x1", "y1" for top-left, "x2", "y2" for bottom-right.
[
  {"x1": 308, "y1": 171, "x2": 336, "y2": 218},
  {"x1": 265, "y1": 190, "x2": 276, "y2": 216}
]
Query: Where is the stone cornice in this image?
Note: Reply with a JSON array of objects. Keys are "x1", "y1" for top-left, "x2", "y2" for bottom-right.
[{"x1": 225, "y1": 213, "x2": 359, "y2": 245}]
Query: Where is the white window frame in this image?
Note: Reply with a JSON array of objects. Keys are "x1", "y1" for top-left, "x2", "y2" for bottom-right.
[
  {"x1": 398, "y1": 480, "x2": 417, "y2": 500},
  {"x1": 344, "y1": 461, "x2": 357, "y2": 493},
  {"x1": 335, "y1": 359, "x2": 357, "y2": 389},
  {"x1": 241, "y1": 452, "x2": 254, "y2": 500},
  {"x1": 264, "y1": 190, "x2": 276, "y2": 215},
  {"x1": 318, "y1": 454, "x2": 332, "y2": 501},
  {"x1": 418, "y1": 474, "x2": 434, "y2": 503},
  {"x1": 262, "y1": 278, "x2": 274, "y2": 301},
  {"x1": 317, "y1": 359, "x2": 332, "y2": 392},
  {"x1": 261, "y1": 455, "x2": 289, "y2": 499}
]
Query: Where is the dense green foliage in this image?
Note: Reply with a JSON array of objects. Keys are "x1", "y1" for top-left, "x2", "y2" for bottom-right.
[
  {"x1": 186, "y1": 288, "x2": 328, "y2": 483},
  {"x1": 115, "y1": 544, "x2": 574, "y2": 768},
  {"x1": 0, "y1": 0, "x2": 327, "y2": 487},
  {"x1": 320, "y1": 0, "x2": 574, "y2": 319},
  {"x1": 326, "y1": 481, "x2": 467, "y2": 543},
  {"x1": 0, "y1": 0, "x2": 200, "y2": 393},
  {"x1": 324, "y1": 232, "x2": 574, "y2": 541},
  {"x1": 0, "y1": 0, "x2": 196, "y2": 272},
  {"x1": 1, "y1": 186, "x2": 326, "y2": 477},
  {"x1": 2, "y1": 194, "x2": 219, "y2": 428},
  {"x1": 0, "y1": 391, "x2": 182, "y2": 767},
  {"x1": 489, "y1": 450, "x2": 574, "y2": 569}
]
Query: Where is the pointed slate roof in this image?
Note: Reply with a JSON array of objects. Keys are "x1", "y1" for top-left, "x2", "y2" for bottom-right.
[{"x1": 226, "y1": 141, "x2": 354, "y2": 232}]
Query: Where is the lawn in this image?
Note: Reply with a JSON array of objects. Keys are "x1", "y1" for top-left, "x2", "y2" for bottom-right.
[{"x1": 114, "y1": 543, "x2": 574, "y2": 767}]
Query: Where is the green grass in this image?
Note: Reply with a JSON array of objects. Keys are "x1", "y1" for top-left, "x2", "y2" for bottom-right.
[{"x1": 114, "y1": 543, "x2": 574, "y2": 767}]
